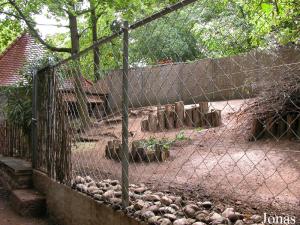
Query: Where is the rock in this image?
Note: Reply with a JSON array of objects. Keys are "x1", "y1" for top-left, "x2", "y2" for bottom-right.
[
  {"x1": 222, "y1": 208, "x2": 235, "y2": 218},
  {"x1": 158, "y1": 218, "x2": 172, "y2": 225},
  {"x1": 184, "y1": 205, "x2": 197, "y2": 218},
  {"x1": 170, "y1": 204, "x2": 180, "y2": 210},
  {"x1": 87, "y1": 181, "x2": 97, "y2": 187},
  {"x1": 134, "y1": 187, "x2": 147, "y2": 194},
  {"x1": 234, "y1": 220, "x2": 244, "y2": 225},
  {"x1": 110, "y1": 180, "x2": 119, "y2": 186},
  {"x1": 144, "y1": 194, "x2": 161, "y2": 202},
  {"x1": 76, "y1": 184, "x2": 87, "y2": 192},
  {"x1": 195, "y1": 212, "x2": 209, "y2": 222},
  {"x1": 134, "y1": 210, "x2": 142, "y2": 218},
  {"x1": 142, "y1": 210, "x2": 155, "y2": 219},
  {"x1": 75, "y1": 176, "x2": 85, "y2": 184},
  {"x1": 134, "y1": 200, "x2": 148, "y2": 210},
  {"x1": 228, "y1": 213, "x2": 244, "y2": 223},
  {"x1": 85, "y1": 176, "x2": 93, "y2": 183},
  {"x1": 114, "y1": 191, "x2": 122, "y2": 198},
  {"x1": 187, "y1": 218, "x2": 196, "y2": 224},
  {"x1": 174, "y1": 197, "x2": 183, "y2": 205},
  {"x1": 173, "y1": 218, "x2": 189, "y2": 225},
  {"x1": 112, "y1": 184, "x2": 122, "y2": 191},
  {"x1": 164, "y1": 213, "x2": 177, "y2": 221},
  {"x1": 110, "y1": 198, "x2": 122, "y2": 205},
  {"x1": 192, "y1": 222, "x2": 207, "y2": 225},
  {"x1": 87, "y1": 186, "x2": 99, "y2": 194},
  {"x1": 201, "y1": 201, "x2": 213, "y2": 209},
  {"x1": 91, "y1": 189, "x2": 103, "y2": 195},
  {"x1": 94, "y1": 194, "x2": 103, "y2": 201},
  {"x1": 251, "y1": 215, "x2": 262, "y2": 223},
  {"x1": 148, "y1": 216, "x2": 161, "y2": 225},
  {"x1": 146, "y1": 205, "x2": 160, "y2": 213},
  {"x1": 161, "y1": 196, "x2": 173, "y2": 206},
  {"x1": 209, "y1": 212, "x2": 225, "y2": 224},
  {"x1": 159, "y1": 206, "x2": 176, "y2": 214},
  {"x1": 103, "y1": 190, "x2": 114, "y2": 199}
]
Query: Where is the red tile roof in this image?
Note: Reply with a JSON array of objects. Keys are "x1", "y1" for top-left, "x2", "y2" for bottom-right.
[{"x1": 0, "y1": 33, "x2": 42, "y2": 87}]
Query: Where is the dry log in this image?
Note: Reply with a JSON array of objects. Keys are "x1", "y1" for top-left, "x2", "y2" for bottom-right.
[
  {"x1": 165, "y1": 104, "x2": 175, "y2": 129},
  {"x1": 141, "y1": 119, "x2": 149, "y2": 132},
  {"x1": 157, "y1": 110, "x2": 166, "y2": 131},
  {"x1": 148, "y1": 114, "x2": 157, "y2": 132},
  {"x1": 185, "y1": 108, "x2": 194, "y2": 127},
  {"x1": 175, "y1": 101, "x2": 185, "y2": 128}
]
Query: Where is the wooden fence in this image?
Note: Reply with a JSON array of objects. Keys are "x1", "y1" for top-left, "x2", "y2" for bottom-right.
[
  {"x1": 0, "y1": 122, "x2": 31, "y2": 160},
  {"x1": 35, "y1": 67, "x2": 72, "y2": 184}
]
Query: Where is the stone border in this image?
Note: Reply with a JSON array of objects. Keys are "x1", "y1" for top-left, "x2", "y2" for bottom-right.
[{"x1": 32, "y1": 170, "x2": 144, "y2": 225}]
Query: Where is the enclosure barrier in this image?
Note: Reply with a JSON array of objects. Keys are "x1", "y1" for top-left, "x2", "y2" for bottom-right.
[{"x1": 27, "y1": 0, "x2": 300, "y2": 222}]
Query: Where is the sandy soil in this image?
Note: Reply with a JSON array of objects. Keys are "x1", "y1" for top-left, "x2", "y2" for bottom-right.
[
  {"x1": 72, "y1": 99, "x2": 300, "y2": 216},
  {"x1": 0, "y1": 183, "x2": 49, "y2": 225}
]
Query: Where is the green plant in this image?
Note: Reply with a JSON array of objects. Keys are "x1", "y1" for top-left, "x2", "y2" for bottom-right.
[
  {"x1": 140, "y1": 137, "x2": 173, "y2": 152},
  {"x1": 195, "y1": 127, "x2": 203, "y2": 132},
  {"x1": 175, "y1": 131, "x2": 190, "y2": 141}
]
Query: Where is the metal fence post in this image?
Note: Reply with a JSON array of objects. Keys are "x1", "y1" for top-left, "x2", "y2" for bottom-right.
[
  {"x1": 122, "y1": 21, "x2": 129, "y2": 208},
  {"x1": 31, "y1": 70, "x2": 38, "y2": 169}
]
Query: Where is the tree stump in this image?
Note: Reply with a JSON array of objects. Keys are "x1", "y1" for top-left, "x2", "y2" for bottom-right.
[
  {"x1": 185, "y1": 108, "x2": 194, "y2": 127},
  {"x1": 175, "y1": 101, "x2": 185, "y2": 128},
  {"x1": 141, "y1": 119, "x2": 149, "y2": 132},
  {"x1": 206, "y1": 110, "x2": 221, "y2": 127},
  {"x1": 199, "y1": 102, "x2": 209, "y2": 113},
  {"x1": 157, "y1": 110, "x2": 166, "y2": 131},
  {"x1": 165, "y1": 104, "x2": 175, "y2": 129},
  {"x1": 192, "y1": 107, "x2": 200, "y2": 127},
  {"x1": 148, "y1": 114, "x2": 157, "y2": 132},
  {"x1": 199, "y1": 102, "x2": 209, "y2": 126},
  {"x1": 250, "y1": 118, "x2": 264, "y2": 141}
]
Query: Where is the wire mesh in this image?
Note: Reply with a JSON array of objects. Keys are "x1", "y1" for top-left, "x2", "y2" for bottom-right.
[{"x1": 45, "y1": 0, "x2": 299, "y2": 223}]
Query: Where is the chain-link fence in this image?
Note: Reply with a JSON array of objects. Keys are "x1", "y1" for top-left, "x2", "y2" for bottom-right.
[{"x1": 32, "y1": 0, "x2": 300, "y2": 223}]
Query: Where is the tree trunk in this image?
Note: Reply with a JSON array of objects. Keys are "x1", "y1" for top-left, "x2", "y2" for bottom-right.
[
  {"x1": 185, "y1": 108, "x2": 194, "y2": 127},
  {"x1": 69, "y1": 12, "x2": 91, "y2": 130},
  {"x1": 90, "y1": 0, "x2": 101, "y2": 81},
  {"x1": 148, "y1": 114, "x2": 157, "y2": 132},
  {"x1": 157, "y1": 109, "x2": 166, "y2": 131},
  {"x1": 165, "y1": 104, "x2": 175, "y2": 129}
]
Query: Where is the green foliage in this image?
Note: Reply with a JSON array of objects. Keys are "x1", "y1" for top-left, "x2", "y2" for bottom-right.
[
  {"x1": 175, "y1": 131, "x2": 190, "y2": 141},
  {"x1": 141, "y1": 137, "x2": 173, "y2": 152},
  {"x1": 0, "y1": 10, "x2": 22, "y2": 53},
  {"x1": 4, "y1": 57, "x2": 54, "y2": 135}
]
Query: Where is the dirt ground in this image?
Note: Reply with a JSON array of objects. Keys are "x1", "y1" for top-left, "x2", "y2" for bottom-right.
[
  {"x1": 72, "y1": 99, "x2": 300, "y2": 216},
  {"x1": 0, "y1": 182, "x2": 49, "y2": 225}
]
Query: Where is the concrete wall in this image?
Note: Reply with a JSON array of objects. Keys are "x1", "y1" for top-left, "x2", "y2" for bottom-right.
[
  {"x1": 97, "y1": 47, "x2": 300, "y2": 111},
  {"x1": 32, "y1": 170, "x2": 143, "y2": 225}
]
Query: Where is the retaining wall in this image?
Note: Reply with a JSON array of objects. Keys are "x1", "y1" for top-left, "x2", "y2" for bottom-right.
[{"x1": 32, "y1": 170, "x2": 143, "y2": 225}]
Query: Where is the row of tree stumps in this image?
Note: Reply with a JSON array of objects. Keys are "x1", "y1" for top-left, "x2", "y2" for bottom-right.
[
  {"x1": 251, "y1": 113, "x2": 300, "y2": 141},
  {"x1": 105, "y1": 140, "x2": 170, "y2": 163},
  {"x1": 141, "y1": 101, "x2": 222, "y2": 132}
]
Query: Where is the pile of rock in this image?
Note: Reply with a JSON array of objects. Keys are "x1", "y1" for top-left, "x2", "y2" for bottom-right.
[
  {"x1": 105, "y1": 140, "x2": 170, "y2": 162},
  {"x1": 73, "y1": 176, "x2": 264, "y2": 225},
  {"x1": 141, "y1": 101, "x2": 221, "y2": 132}
]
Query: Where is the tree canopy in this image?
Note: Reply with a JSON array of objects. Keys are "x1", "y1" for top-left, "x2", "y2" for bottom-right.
[{"x1": 0, "y1": 0, "x2": 298, "y2": 77}]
